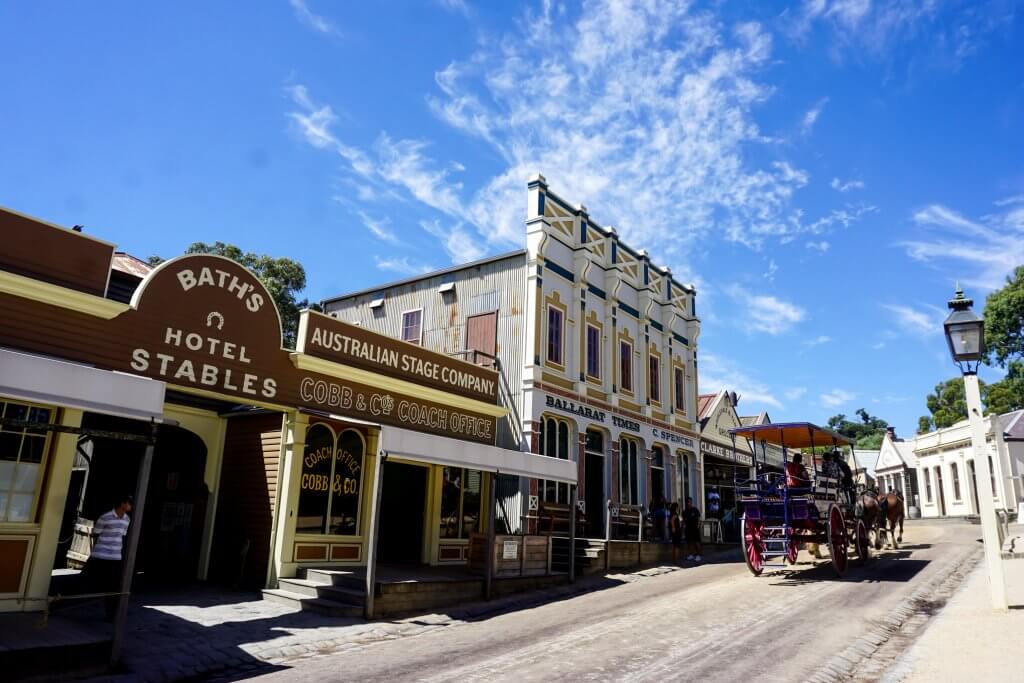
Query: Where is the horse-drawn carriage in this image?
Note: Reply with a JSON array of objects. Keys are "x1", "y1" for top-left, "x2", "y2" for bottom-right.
[{"x1": 728, "y1": 422, "x2": 871, "y2": 576}]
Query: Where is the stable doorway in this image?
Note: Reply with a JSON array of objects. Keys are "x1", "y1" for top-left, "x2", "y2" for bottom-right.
[{"x1": 376, "y1": 461, "x2": 428, "y2": 565}]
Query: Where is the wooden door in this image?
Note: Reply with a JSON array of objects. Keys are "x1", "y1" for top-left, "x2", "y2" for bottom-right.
[{"x1": 465, "y1": 311, "x2": 497, "y2": 367}]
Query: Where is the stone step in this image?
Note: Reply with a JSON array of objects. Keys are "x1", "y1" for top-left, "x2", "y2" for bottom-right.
[
  {"x1": 277, "y1": 578, "x2": 366, "y2": 605},
  {"x1": 303, "y1": 567, "x2": 364, "y2": 590},
  {"x1": 261, "y1": 589, "x2": 364, "y2": 618}
]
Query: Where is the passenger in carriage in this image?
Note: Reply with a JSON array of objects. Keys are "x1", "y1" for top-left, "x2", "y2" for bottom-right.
[{"x1": 784, "y1": 453, "x2": 810, "y2": 489}]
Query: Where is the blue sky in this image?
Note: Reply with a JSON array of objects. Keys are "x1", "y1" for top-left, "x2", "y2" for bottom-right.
[{"x1": 1, "y1": 1, "x2": 1022, "y2": 437}]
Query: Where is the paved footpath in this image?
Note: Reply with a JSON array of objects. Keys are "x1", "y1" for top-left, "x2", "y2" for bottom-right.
[
  {"x1": 242, "y1": 520, "x2": 979, "y2": 683},
  {"x1": 880, "y1": 535, "x2": 1024, "y2": 682}
]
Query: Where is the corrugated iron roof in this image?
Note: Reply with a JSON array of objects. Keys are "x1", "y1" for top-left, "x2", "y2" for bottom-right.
[
  {"x1": 697, "y1": 393, "x2": 716, "y2": 421},
  {"x1": 111, "y1": 252, "x2": 153, "y2": 278}
]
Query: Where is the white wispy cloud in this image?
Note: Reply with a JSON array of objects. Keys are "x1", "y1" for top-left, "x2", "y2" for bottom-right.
[
  {"x1": 700, "y1": 352, "x2": 782, "y2": 409},
  {"x1": 436, "y1": 0, "x2": 470, "y2": 16},
  {"x1": 727, "y1": 285, "x2": 806, "y2": 335},
  {"x1": 831, "y1": 177, "x2": 865, "y2": 192},
  {"x1": 803, "y1": 335, "x2": 832, "y2": 347},
  {"x1": 785, "y1": 387, "x2": 807, "y2": 401},
  {"x1": 357, "y1": 211, "x2": 398, "y2": 244},
  {"x1": 802, "y1": 97, "x2": 829, "y2": 134},
  {"x1": 872, "y1": 341, "x2": 886, "y2": 350},
  {"x1": 900, "y1": 199, "x2": 1024, "y2": 290},
  {"x1": 806, "y1": 240, "x2": 830, "y2": 252},
  {"x1": 882, "y1": 303, "x2": 943, "y2": 337},
  {"x1": 784, "y1": 0, "x2": 1012, "y2": 67},
  {"x1": 374, "y1": 256, "x2": 435, "y2": 276},
  {"x1": 419, "y1": 218, "x2": 485, "y2": 263},
  {"x1": 289, "y1": 0, "x2": 341, "y2": 37},
  {"x1": 285, "y1": 2, "x2": 869, "y2": 267},
  {"x1": 820, "y1": 388, "x2": 856, "y2": 408},
  {"x1": 764, "y1": 259, "x2": 779, "y2": 281}
]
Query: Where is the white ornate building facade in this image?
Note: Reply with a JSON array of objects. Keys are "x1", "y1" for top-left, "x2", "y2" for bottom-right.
[
  {"x1": 912, "y1": 411, "x2": 1024, "y2": 518},
  {"x1": 326, "y1": 176, "x2": 702, "y2": 540}
]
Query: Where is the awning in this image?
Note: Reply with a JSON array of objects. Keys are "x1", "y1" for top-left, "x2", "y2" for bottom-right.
[
  {"x1": 0, "y1": 347, "x2": 165, "y2": 421},
  {"x1": 380, "y1": 424, "x2": 578, "y2": 484}
]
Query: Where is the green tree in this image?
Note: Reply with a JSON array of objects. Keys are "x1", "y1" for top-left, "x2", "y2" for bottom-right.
[
  {"x1": 921, "y1": 377, "x2": 975, "y2": 430},
  {"x1": 984, "y1": 265, "x2": 1024, "y2": 367},
  {"x1": 983, "y1": 360, "x2": 1024, "y2": 416},
  {"x1": 917, "y1": 415, "x2": 932, "y2": 434},
  {"x1": 826, "y1": 408, "x2": 890, "y2": 449}
]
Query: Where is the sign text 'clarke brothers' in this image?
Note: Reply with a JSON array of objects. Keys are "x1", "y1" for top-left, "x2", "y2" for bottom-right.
[{"x1": 301, "y1": 314, "x2": 498, "y2": 403}]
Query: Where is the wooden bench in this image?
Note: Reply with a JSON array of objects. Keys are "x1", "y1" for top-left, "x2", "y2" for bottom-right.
[{"x1": 537, "y1": 501, "x2": 586, "y2": 537}]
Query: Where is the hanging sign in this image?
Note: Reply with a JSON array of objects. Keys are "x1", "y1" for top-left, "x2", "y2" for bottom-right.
[{"x1": 0, "y1": 254, "x2": 498, "y2": 445}]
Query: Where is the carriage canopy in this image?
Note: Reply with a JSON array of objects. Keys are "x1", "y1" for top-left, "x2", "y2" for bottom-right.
[{"x1": 728, "y1": 422, "x2": 853, "y2": 449}]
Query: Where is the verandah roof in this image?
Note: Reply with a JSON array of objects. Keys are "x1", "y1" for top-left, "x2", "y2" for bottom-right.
[{"x1": 729, "y1": 422, "x2": 853, "y2": 449}]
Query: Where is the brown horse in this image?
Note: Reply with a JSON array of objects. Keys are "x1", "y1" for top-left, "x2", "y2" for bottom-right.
[
  {"x1": 877, "y1": 491, "x2": 905, "y2": 549},
  {"x1": 856, "y1": 490, "x2": 884, "y2": 550}
]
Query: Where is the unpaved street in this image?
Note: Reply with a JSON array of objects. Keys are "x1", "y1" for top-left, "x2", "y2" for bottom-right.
[{"x1": 253, "y1": 520, "x2": 980, "y2": 682}]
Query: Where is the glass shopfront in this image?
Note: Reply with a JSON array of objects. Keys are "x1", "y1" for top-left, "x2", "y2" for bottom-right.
[
  {"x1": 439, "y1": 467, "x2": 482, "y2": 540},
  {"x1": 296, "y1": 423, "x2": 365, "y2": 536}
]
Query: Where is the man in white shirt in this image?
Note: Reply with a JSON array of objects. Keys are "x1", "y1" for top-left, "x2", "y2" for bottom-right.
[{"x1": 82, "y1": 495, "x2": 132, "y2": 620}]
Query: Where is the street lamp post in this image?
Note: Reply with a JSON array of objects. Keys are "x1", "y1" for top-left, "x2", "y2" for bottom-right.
[{"x1": 943, "y1": 284, "x2": 1008, "y2": 610}]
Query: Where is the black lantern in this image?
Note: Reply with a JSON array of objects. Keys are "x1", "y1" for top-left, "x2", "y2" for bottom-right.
[{"x1": 944, "y1": 284, "x2": 985, "y2": 373}]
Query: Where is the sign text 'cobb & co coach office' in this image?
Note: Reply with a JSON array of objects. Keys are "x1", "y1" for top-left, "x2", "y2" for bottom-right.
[{"x1": 0, "y1": 254, "x2": 501, "y2": 445}]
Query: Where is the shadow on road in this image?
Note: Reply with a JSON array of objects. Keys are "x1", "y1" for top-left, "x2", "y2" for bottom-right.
[{"x1": 764, "y1": 552, "x2": 929, "y2": 586}]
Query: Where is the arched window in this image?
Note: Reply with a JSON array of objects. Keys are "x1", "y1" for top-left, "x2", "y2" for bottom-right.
[
  {"x1": 923, "y1": 467, "x2": 933, "y2": 502},
  {"x1": 297, "y1": 424, "x2": 365, "y2": 536},
  {"x1": 538, "y1": 416, "x2": 571, "y2": 504},
  {"x1": 951, "y1": 462, "x2": 961, "y2": 500},
  {"x1": 678, "y1": 452, "x2": 690, "y2": 502},
  {"x1": 619, "y1": 437, "x2": 639, "y2": 505}
]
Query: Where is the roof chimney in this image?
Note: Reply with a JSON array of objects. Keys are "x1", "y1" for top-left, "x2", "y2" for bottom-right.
[{"x1": 886, "y1": 426, "x2": 896, "y2": 441}]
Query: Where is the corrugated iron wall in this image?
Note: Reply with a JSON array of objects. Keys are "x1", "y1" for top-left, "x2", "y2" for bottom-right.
[{"x1": 323, "y1": 253, "x2": 528, "y2": 452}]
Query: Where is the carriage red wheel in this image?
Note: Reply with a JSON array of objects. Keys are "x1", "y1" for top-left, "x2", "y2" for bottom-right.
[
  {"x1": 741, "y1": 516, "x2": 764, "y2": 576},
  {"x1": 853, "y1": 519, "x2": 870, "y2": 566},
  {"x1": 827, "y1": 505, "x2": 848, "y2": 576},
  {"x1": 785, "y1": 533, "x2": 799, "y2": 564}
]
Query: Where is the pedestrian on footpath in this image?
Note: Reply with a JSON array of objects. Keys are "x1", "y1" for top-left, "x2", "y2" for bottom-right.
[
  {"x1": 81, "y1": 494, "x2": 132, "y2": 620},
  {"x1": 669, "y1": 502, "x2": 683, "y2": 564},
  {"x1": 684, "y1": 497, "x2": 702, "y2": 563}
]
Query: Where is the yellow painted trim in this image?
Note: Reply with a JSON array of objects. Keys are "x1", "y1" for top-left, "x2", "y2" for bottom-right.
[
  {"x1": 586, "y1": 387, "x2": 608, "y2": 401},
  {"x1": 541, "y1": 371, "x2": 576, "y2": 390},
  {"x1": 0, "y1": 270, "x2": 128, "y2": 319},
  {"x1": 290, "y1": 353, "x2": 509, "y2": 418},
  {"x1": 166, "y1": 383, "x2": 292, "y2": 413}
]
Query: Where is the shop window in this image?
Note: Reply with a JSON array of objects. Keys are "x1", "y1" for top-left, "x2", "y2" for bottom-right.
[
  {"x1": 439, "y1": 467, "x2": 483, "y2": 539},
  {"x1": 547, "y1": 306, "x2": 563, "y2": 365},
  {"x1": 619, "y1": 341, "x2": 633, "y2": 392},
  {"x1": 402, "y1": 309, "x2": 423, "y2": 345},
  {"x1": 0, "y1": 400, "x2": 52, "y2": 523},
  {"x1": 296, "y1": 424, "x2": 365, "y2": 536},
  {"x1": 679, "y1": 452, "x2": 690, "y2": 501},
  {"x1": 649, "y1": 356, "x2": 660, "y2": 402},
  {"x1": 674, "y1": 367, "x2": 685, "y2": 412},
  {"x1": 586, "y1": 325, "x2": 601, "y2": 379},
  {"x1": 650, "y1": 445, "x2": 665, "y2": 503},
  {"x1": 539, "y1": 417, "x2": 571, "y2": 504},
  {"x1": 951, "y1": 462, "x2": 961, "y2": 500},
  {"x1": 619, "y1": 437, "x2": 639, "y2": 505}
]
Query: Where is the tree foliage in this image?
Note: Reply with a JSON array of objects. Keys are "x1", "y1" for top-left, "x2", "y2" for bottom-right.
[
  {"x1": 917, "y1": 366, "x2": 1024, "y2": 432},
  {"x1": 826, "y1": 408, "x2": 889, "y2": 449},
  {"x1": 984, "y1": 265, "x2": 1024, "y2": 368},
  {"x1": 983, "y1": 360, "x2": 1024, "y2": 416}
]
